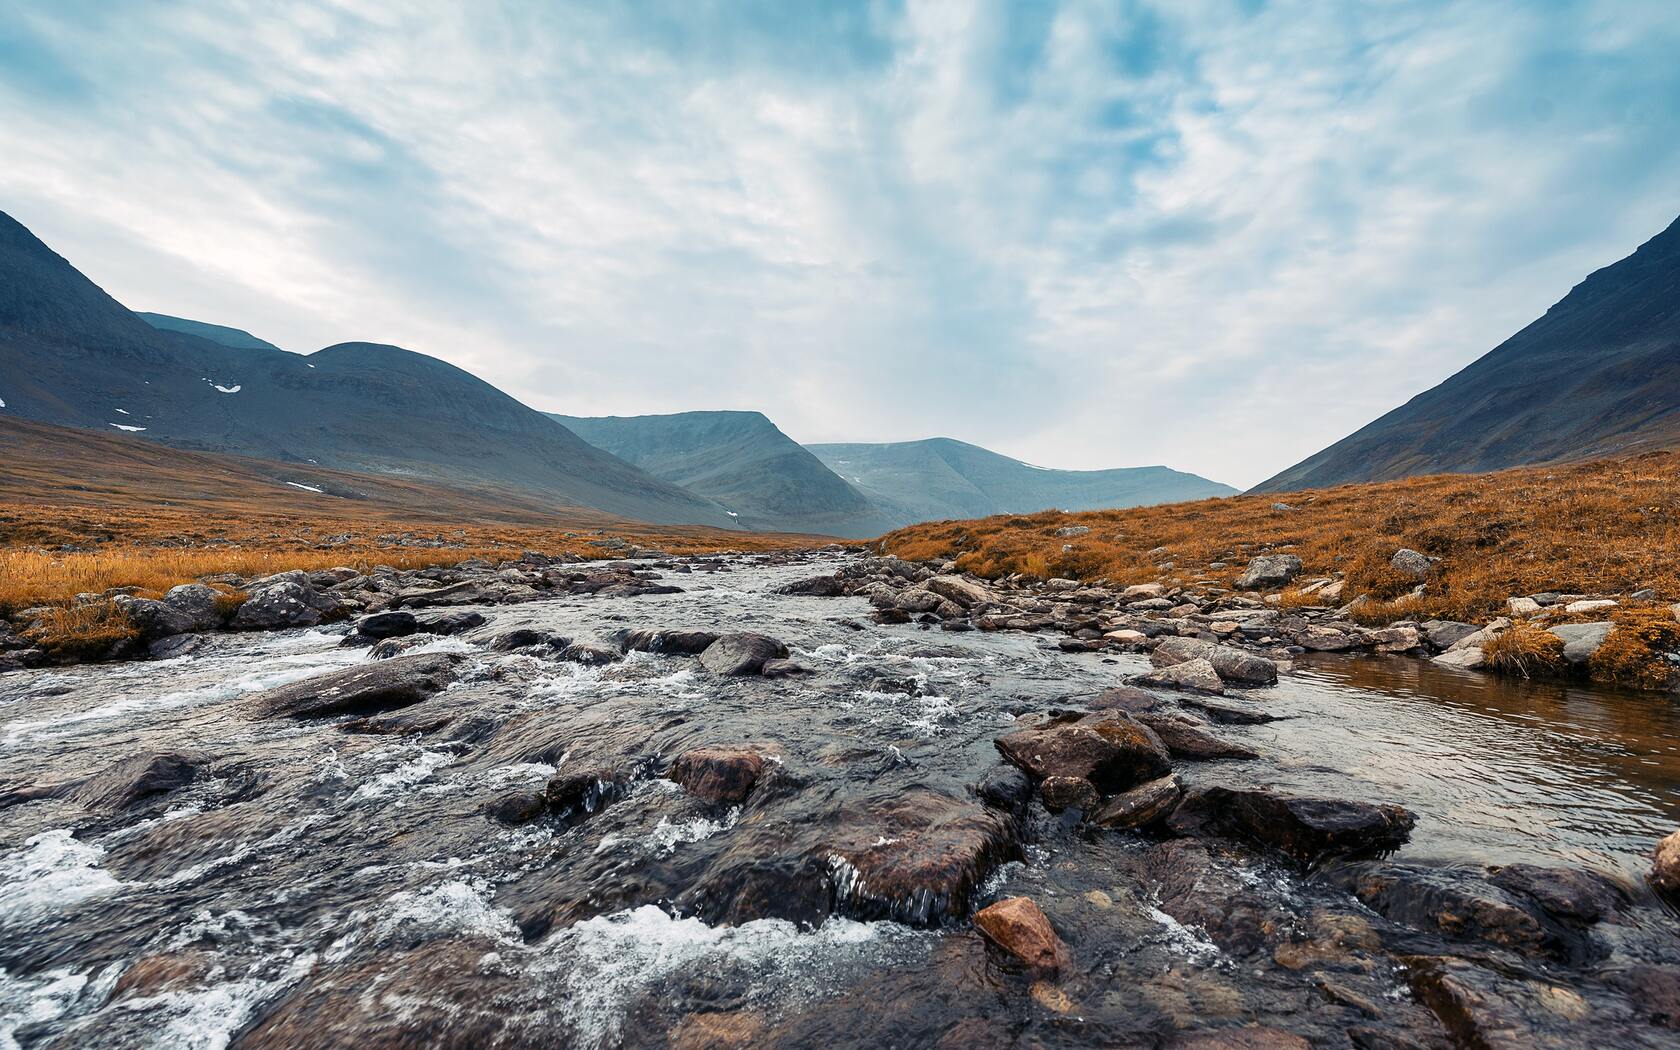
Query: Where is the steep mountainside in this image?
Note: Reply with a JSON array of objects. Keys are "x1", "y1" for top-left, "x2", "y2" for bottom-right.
[
  {"x1": 552, "y1": 410, "x2": 896, "y2": 537},
  {"x1": 806, "y1": 437, "x2": 1236, "y2": 525},
  {"x1": 136, "y1": 312, "x2": 284, "y2": 352},
  {"x1": 1257, "y1": 214, "x2": 1680, "y2": 493},
  {"x1": 0, "y1": 211, "x2": 737, "y2": 528}
]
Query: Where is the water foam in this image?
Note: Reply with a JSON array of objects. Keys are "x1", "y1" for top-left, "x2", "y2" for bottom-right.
[{"x1": 0, "y1": 830, "x2": 125, "y2": 930}]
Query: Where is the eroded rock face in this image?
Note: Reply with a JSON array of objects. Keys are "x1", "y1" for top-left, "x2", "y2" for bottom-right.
[
  {"x1": 972, "y1": 897, "x2": 1068, "y2": 977},
  {"x1": 994, "y1": 711, "x2": 1171, "y2": 796},
  {"x1": 248, "y1": 652, "x2": 464, "y2": 718},
  {"x1": 1167, "y1": 786, "x2": 1415, "y2": 864},
  {"x1": 698, "y1": 633, "x2": 790, "y2": 676}
]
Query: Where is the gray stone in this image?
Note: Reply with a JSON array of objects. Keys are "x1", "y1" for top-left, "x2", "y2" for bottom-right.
[
  {"x1": 248, "y1": 652, "x2": 464, "y2": 718},
  {"x1": 698, "y1": 633, "x2": 790, "y2": 676},
  {"x1": 1390, "y1": 548, "x2": 1433, "y2": 579},
  {"x1": 1235, "y1": 554, "x2": 1303, "y2": 590},
  {"x1": 1135, "y1": 657, "x2": 1225, "y2": 694},
  {"x1": 232, "y1": 582, "x2": 326, "y2": 630},
  {"x1": 1548, "y1": 622, "x2": 1614, "y2": 666},
  {"x1": 112, "y1": 596, "x2": 197, "y2": 641},
  {"x1": 161, "y1": 584, "x2": 225, "y2": 631}
]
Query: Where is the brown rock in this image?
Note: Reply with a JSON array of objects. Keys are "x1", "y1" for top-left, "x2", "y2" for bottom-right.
[
  {"x1": 1136, "y1": 713, "x2": 1258, "y2": 761},
  {"x1": 993, "y1": 711, "x2": 1171, "y2": 795},
  {"x1": 1136, "y1": 657, "x2": 1225, "y2": 694},
  {"x1": 669, "y1": 746, "x2": 772, "y2": 803},
  {"x1": 247, "y1": 652, "x2": 463, "y2": 718},
  {"x1": 1088, "y1": 774, "x2": 1182, "y2": 830},
  {"x1": 1172, "y1": 1028, "x2": 1310, "y2": 1049},
  {"x1": 1652, "y1": 828, "x2": 1680, "y2": 895},
  {"x1": 1167, "y1": 786, "x2": 1414, "y2": 864},
  {"x1": 972, "y1": 896, "x2": 1069, "y2": 977},
  {"x1": 1038, "y1": 775, "x2": 1099, "y2": 811},
  {"x1": 669, "y1": 1010, "x2": 765, "y2": 1049}
]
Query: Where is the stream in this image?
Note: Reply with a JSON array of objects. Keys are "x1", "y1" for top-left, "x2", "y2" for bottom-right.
[{"x1": 1, "y1": 552, "x2": 1676, "y2": 1048}]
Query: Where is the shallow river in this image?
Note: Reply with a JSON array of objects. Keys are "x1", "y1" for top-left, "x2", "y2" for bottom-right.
[{"x1": 1, "y1": 553, "x2": 1675, "y2": 1047}]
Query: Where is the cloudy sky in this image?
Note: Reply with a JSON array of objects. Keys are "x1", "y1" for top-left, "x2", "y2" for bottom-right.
[{"x1": 2, "y1": 1, "x2": 1676, "y2": 487}]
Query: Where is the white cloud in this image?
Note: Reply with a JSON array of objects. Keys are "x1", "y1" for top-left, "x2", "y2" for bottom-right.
[{"x1": 0, "y1": 0, "x2": 1675, "y2": 487}]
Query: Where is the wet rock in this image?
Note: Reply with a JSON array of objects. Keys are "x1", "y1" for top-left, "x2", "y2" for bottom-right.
[
  {"x1": 993, "y1": 711, "x2": 1172, "y2": 795},
  {"x1": 1177, "y1": 695, "x2": 1278, "y2": 724},
  {"x1": 975, "y1": 765, "x2": 1033, "y2": 817},
  {"x1": 1152, "y1": 637, "x2": 1279, "y2": 686},
  {"x1": 1087, "y1": 774, "x2": 1182, "y2": 830},
  {"x1": 111, "y1": 951, "x2": 215, "y2": 999},
  {"x1": 1489, "y1": 863, "x2": 1626, "y2": 925},
  {"x1": 620, "y1": 627, "x2": 721, "y2": 655},
  {"x1": 776, "y1": 574, "x2": 846, "y2": 597},
  {"x1": 545, "y1": 763, "x2": 632, "y2": 817},
  {"x1": 1432, "y1": 646, "x2": 1485, "y2": 671},
  {"x1": 1332, "y1": 863, "x2": 1572, "y2": 960},
  {"x1": 231, "y1": 581, "x2": 327, "y2": 630},
  {"x1": 1236, "y1": 554, "x2": 1302, "y2": 590},
  {"x1": 668, "y1": 746, "x2": 772, "y2": 803},
  {"x1": 160, "y1": 583, "x2": 226, "y2": 631},
  {"x1": 1623, "y1": 965, "x2": 1680, "y2": 1029},
  {"x1": 485, "y1": 628, "x2": 570, "y2": 653},
  {"x1": 557, "y1": 641, "x2": 621, "y2": 666},
  {"x1": 1039, "y1": 775, "x2": 1100, "y2": 812},
  {"x1": 1172, "y1": 1029, "x2": 1311, "y2": 1049},
  {"x1": 1391, "y1": 548, "x2": 1434, "y2": 579},
  {"x1": 368, "y1": 635, "x2": 436, "y2": 660},
  {"x1": 112, "y1": 595, "x2": 196, "y2": 641},
  {"x1": 1136, "y1": 657, "x2": 1225, "y2": 694},
  {"x1": 249, "y1": 652, "x2": 464, "y2": 718},
  {"x1": 1549, "y1": 622, "x2": 1614, "y2": 666},
  {"x1": 70, "y1": 751, "x2": 206, "y2": 810},
  {"x1": 482, "y1": 789, "x2": 546, "y2": 825},
  {"x1": 356, "y1": 611, "x2": 418, "y2": 639},
  {"x1": 1403, "y1": 955, "x2": 1587, "y2": 1050},
  {"x1": 1167, "y1": 786, "x2": 1415, "y2": 864},
  {"x1": 669, "y1": 1010, "x2": 766, "y2": 1049},
  {"x1": 1296, "y1": 625, "x2": 1363, "y2": 651},
  {"x1": 760, "y1": 658, "x2": 812, "y2": 678},
  {"x1": 1135, "y1": 712, "x2": 1258, "y2": 761},
  {"x1": 972, "y1": 897, "x2": 1069, "y2": 977},
  {"x1": 418, "y1": 610, "x2": 486, "y2": 635},
  {"x1": 394, "y1": 580, "x2": 500, "y2": 607},
  {"x1": 1652, "y1": 829, "x2": 1680, "y2": 895},
  {"x1": 147, "y1": 634, "x2": 209, "y2": 660},
  {"x1": 698, "y1": 633, "x2": 790, "y2": 676},
  {"x1": 1368, "y1": 625, "x2": 1424, "y2": 653}
]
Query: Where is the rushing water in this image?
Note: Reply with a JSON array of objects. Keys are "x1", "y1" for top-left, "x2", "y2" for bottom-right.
[{"x1": 0, "y1": 552, "x2": 1676, "y2": 1047}]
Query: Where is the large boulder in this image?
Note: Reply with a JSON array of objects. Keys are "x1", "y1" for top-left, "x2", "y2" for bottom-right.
[
  {"x1": 972, "y1": 897, "x2": 1069, "y2": 977},
  {"x1": 776, "y1": 575, "x2": 846, "y2": 597},
  {"x1": 231, "y1": 582, "x2": 327, "y2": 630},
  {"x1": 1087, "y1": 774, "x2": 1182, "y2": 830},
  {"x1": 698, "y1": 633, "x2": 789, "y2": 676},
  {"x1": 1235, "y1": 554, "x2": 1302, "y2": 590},
  {"x1": 160, "y1": 584, "x2": 226, "y2": 631},
  {"x1": 621, "y1": 627, "x2": 722, "y2": 656},
  {"x1": 1151, "y1": 637, "x2": 1278, "y2": 686},
  {"x1": 355, "y1": 611, "x2": 417, "y2": 640},
  {"x1": 1166, "y1": 786, "x2": 1415, "y2": 864},
  {"x1": 112, "y1": 596, "x2": 197, "y2": 641},
  {"x1": 1134, "y1": 712, "x2": 1258, "y2": 761},
  {"x1": 1390, "y1": 548, "x2": 1434, "y2": 579},
  {"x1": 247, "y1": 652, "x2": 463, "y2": 718},
  {"x1": 70, "y1": 751, "x2": 207, "y2": 811},
  {"x1": 994, "y1": 711, "x2": 1171, "y2": 796}
]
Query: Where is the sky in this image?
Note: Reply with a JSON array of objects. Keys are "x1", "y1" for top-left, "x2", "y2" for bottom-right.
[{"x1": 1, "y1": 1, "x2": 1677, "y2": 489}]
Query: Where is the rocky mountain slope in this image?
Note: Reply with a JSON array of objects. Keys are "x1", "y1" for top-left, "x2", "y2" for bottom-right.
[
  {"x1": 135, "y1": 312, "x2": 283, "y2": 352},
  {"x1": 1257, "y1": 214, "x2": 1680, "y2": 493},
  {"x1": 551, "y1": 411, "x2": 896, "y2": 537},
  {"x1": 0, "y1": 211, "x2": 738, "y2": 528},
  {"x1": 807, "y1": 437, "x2": 1236, "y2": 526}
]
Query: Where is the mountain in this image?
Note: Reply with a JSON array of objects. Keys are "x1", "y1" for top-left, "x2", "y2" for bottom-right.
[
  {"x1": 551, "y1": 410, "x2": 897, "y2": 537},
  {"x1": 805, "y1": 437, "x2": 1237, "y2": 525},
  {"x1": 135, "y1": 312, "x2": 284, "y2": 352},
  {"x1": 1256, "y1": 214, "x2": 1680, "y2": 493},
  {"x1": 0, "y1": 211, "x2": 738, "y2": 529}
]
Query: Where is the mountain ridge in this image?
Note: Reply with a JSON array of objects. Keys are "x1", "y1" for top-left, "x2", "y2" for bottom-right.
[{"x1": 1255, "y1": 214, "x2": 1680, "y2": 493}]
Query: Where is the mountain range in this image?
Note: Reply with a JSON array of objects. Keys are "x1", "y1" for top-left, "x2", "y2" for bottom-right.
[
  {"x1": 1257, "y1": 214, "x2": 1680, "y2": 492},
  {"x1": 0, "y1": 210, "x2": 1229, "y2": 535}
]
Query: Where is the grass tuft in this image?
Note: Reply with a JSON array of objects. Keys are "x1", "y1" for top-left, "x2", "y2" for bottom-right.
[{"x1": 1483, "y1": 624, "x2": 1568, "y2": 679}]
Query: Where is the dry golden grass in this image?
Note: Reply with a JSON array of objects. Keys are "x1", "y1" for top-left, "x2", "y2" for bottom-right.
[
  {"x1": 881, "y1": 452, "x2": 1680, "y2": 625},
  {"x1": 21, "y1": 600, "x2": 140, "y2": 661},
  {"x1": 1483, "y1": 624, "x2": 1568, "y2": 679},
  {"x1": 1591, "y1": 609, "x2": 1680, "y2": 690}
]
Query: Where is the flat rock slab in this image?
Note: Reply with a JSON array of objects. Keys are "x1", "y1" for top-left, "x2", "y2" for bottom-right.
[
  {"x1": 994, "y1": 711, "x2": 1171, "y2": 795},
  {"x1": 1167, "y1": 786, "x2": 1415, "y2": 864},
  {"x1": 248, "y1": 652, "x2": 464, "y2": 718}
]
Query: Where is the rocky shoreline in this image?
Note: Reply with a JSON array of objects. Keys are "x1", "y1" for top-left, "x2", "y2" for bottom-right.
[{"x1": 2, "y1": 547, "x2": 1678, "y2": 1046}]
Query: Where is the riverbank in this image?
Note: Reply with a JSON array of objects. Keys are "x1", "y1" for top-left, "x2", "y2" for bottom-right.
[{"x1": 878, "y1": 452, "x2": 1680, "y2": 692}]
